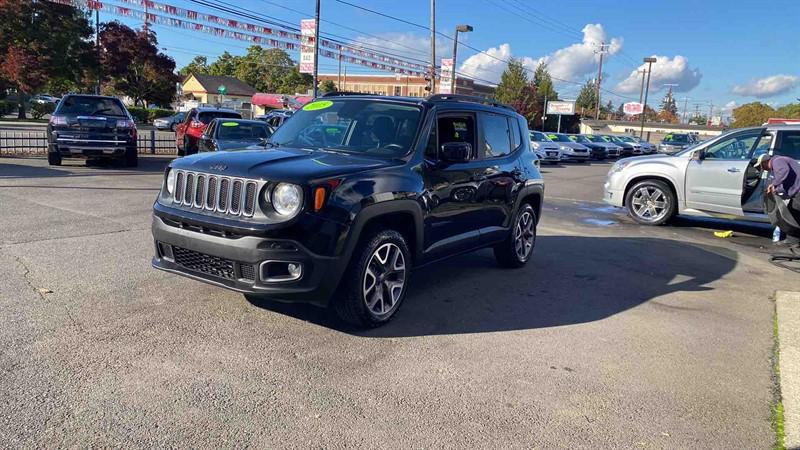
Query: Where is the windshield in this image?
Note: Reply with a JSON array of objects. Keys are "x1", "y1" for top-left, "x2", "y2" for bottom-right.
[
  {"x1": 198, "y1": 111, "x2": 241, "y2": 124},
  {"x1": 529, "y1": 131, "x2": 551, "y2": 142},
  {"x1": 547, "y1": 133, "x2": 571, "y2": 142},
  {"x1": 217, "y1": 121, "x2": 272, "y2": 140},
  {"x1": 586, "y1": 135, "x2": 606, "y2": 143},
  {"x1": 57, "y1": 96, "x2": 127, "y2": 117},
  {"x1": 603, "y1": 135, "x2": 621, "y2": 143},
  {"x1": 269, "y1": 99, "x2": 423, "y2": 158},
  {"x1": 618, "y1": 136, "x2": 636, "y2": 142},
  {"x1": 568, "y1": 135, "x2": 590, "y2": 143},
  {"x1": 663, "y1": 134, "x2": 691, "y2": 143}
]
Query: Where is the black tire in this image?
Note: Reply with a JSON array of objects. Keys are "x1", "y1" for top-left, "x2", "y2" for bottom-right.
[
  {"x1": 183, "y1": 137, "x2": 194, "y2": 156},
  {"x1": 334, "y1": 229, "x2": 411, "y2": 328},
  {"x1": 494, "y1": 204, "x2": 537, "y2": 268},
  {"x1": 47, "y1": 151, "x2": 62, "y2": 166},
  {"x1": 625, "y1": 179, "x2": 676, "y2": 226},
  {"x1": 124, "y1": 147, "x2": 138, "y2": 167}
]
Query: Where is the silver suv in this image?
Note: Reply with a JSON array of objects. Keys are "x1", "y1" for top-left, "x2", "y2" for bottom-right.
[{"x1": 604, "y1": 125, "x2": 800, "y2": 225}]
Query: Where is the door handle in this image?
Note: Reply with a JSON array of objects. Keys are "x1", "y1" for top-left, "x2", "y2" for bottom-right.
[{"x1": 727, "y1": 167, "x2": 741, "y2": 173}]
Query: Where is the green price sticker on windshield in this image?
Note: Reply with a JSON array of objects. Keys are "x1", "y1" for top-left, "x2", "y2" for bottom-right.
[
  {"x1": 303, "y1": 100, "x2": 333, "y2": 111},
  {"x1": 221, "y1": 122, "x2": 239, "y2": 127}
]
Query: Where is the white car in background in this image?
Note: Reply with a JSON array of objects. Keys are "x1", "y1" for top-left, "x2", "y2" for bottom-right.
[
  {"x1": 604, "y1": 125, "x2": 799, "y2": 225},
  {"x1": 530, "y1": 131, "x2": 562, "y2": 164},
  {"x1": 546, "y1": 133, "x2": 591, "y2": 162}
]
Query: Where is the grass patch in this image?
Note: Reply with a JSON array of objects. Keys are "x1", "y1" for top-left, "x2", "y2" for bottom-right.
[{"x1": 772, "y1": 301, "x2": 786, "y2": 450}]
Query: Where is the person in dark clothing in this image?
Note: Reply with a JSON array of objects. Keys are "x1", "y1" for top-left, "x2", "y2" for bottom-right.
[{"x1": 755, "y1": 154, "x2": 800, "y2": 214}]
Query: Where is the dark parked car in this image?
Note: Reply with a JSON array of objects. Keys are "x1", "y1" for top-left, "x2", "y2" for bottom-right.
[
  {"x1": 567, "y1": 133, "x2": 611, "y2": 159},
  {"x1": 658, "y1": 133, "x2": 696, "y2": 153},
  {"x1": 198, "y1": 119, "x2": 273, "y2": 152},
  {"x1": 175, "y1": 107, "x2": 242, "y2": 156},
  {"x1": 256, "y1": 109, "x2": 294, "y2": 130},
  {"x1": 152, "y1": 94, "x2": 545, "y2": 327},
  {"x1": 153, "y1": 112, "x2": 185, "y2": 131},
  {"x1": 47, "y1": 94, "x2": 137, "y2": 167},
  {"x1": 603, "y1": 134, "x2": 641, "y2": 156}
]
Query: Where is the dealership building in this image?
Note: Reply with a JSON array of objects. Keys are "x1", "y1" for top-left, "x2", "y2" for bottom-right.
[{"x1": 317, "y1": 74, "x2": 496, "y2": 98}]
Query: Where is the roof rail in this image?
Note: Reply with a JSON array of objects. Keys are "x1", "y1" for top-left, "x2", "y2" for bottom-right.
[{"x1": 426, "y1": 94, "x2": 514, "y2": 111}]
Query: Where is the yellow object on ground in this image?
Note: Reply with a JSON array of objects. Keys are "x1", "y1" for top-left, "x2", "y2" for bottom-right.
[{"x1": 714, "y1": 230, "x2": 734, "y2": 238}]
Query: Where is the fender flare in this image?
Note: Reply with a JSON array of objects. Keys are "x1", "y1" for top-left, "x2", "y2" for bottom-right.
[
  {"x1": 513, "y1": 183, "x2": 545, "y2": 223},
  {"x1": 342, "y1": 199, "x2": 425, "y2": 261}
]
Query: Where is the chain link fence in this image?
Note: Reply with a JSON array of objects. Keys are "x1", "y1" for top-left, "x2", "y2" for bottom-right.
[{"x1": 0, "y1": 129, "x2": 177, "y2": 157}]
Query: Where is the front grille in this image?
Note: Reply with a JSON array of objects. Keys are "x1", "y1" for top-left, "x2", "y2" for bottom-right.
[
  {"x1": 173, "y1": 246, "x2": 235, "y2": 280},
  {"x1": 171, "y1": 170, "x2": 258, "y2": 218}
]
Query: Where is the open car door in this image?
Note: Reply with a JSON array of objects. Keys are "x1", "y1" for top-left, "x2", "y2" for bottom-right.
[{"x1": 741, "y1": 132, "x2": 775, "y2": 213}]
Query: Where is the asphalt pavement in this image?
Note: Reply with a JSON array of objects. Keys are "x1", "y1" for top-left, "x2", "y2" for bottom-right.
[{"x1": 1, "y1": 157, "x2": 797, "y2": 448}]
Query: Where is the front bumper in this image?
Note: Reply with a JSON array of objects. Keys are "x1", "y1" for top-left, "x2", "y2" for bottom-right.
[
  {"x1": 603, "y1": 175, "x2": 625, "y2": 207},
  {"x1": 49, "y1": 138, "x2": 135, "y2": 158},
  {"x1": 151, "y1": 211, "x2": 344, "y2": 305}
]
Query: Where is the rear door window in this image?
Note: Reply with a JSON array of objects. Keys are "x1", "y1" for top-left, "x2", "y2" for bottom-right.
[
  {"x1": 198, "y1": 111, "x2": 242, "y2": 124},
  {"x1": 57, "y1": 96, "x2": 127, "y2": 117},
  {"x1": 481, "y1": 113, "x2": 512, "y2": 158},
  {"x1": 509, "y1": 118, "x2": 522, "y2": 150},
  {"x1": 776, "y1": 131, "x2": 800, "y2": 160}
]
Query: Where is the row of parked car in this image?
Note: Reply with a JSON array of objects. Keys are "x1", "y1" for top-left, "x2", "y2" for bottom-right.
[{"x1": 529, "y1": 131, "x2": 655, "y2": 164}]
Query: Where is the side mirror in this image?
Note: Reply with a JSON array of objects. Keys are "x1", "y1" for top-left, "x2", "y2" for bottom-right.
[
  {"x1": 440, "y1": 142, "x2": 472, "y2": 163},
  {"x1": 692, "y1": 150, "x2": 705, "y2": 160}
]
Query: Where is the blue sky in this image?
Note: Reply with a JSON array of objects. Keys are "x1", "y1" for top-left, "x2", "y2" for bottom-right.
[{"x1": 107, "y1": 0, "x2": 800, "y2": 118}]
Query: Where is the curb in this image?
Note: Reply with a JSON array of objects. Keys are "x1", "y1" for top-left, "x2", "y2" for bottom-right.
[{"x1": 777, "y1": 290, "x2": 800, "y2": 449}]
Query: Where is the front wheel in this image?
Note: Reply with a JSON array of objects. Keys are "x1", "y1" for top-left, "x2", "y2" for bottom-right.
[
  {"x1": 334, "y1": 230, "x2": 410, "y2": 328},
  {"x1": 47, "y1": 151, "x2": 62, "y2": 166},
  {"x1": 494, "y1": 204, "x2": 537, "y2": 268},
  {"x1": 625, "y1": 179, "x2": 676, "y2": 226},
  {"x1": 124, "y1": 147, "x2": 138, "y2": 167}
]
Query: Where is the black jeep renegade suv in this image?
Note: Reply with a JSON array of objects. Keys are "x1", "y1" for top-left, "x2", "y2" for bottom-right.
[{"x1": 151, "y1": 94, "x2": 544, "y2": 327}]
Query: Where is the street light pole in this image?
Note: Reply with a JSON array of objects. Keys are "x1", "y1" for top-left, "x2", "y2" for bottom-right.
[
  {"x1": 451, "y1": 24, "x2": 473, "y2": 95},
  {"x1": 637, "y1": 69, "x2": 647, "y2": 103},
  {"x1": 639, "y1": 57, "x2": 657, "y2": 139},
  {"x1": 594, "y1": 42, "x2": 608, "y2": 120}
]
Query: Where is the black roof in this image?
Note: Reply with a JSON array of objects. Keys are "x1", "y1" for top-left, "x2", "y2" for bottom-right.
[
  {"x1": 193, "y1": 107, "x2": 240, "y2": 114},
  {"x1": 187, "y1": 74, "x2": 257, "y2": 96},
  {"x1": 318, "y1": 92, "x2": 516, "y2": 113}
]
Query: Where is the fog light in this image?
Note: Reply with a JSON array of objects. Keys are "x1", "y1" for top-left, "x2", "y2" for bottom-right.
[
  {"x1": 288, "y1": 263, "x2": 301, "y2": 278},
  {"x1": 260, "y1": 261, "x2": 303, "y2": 282}
]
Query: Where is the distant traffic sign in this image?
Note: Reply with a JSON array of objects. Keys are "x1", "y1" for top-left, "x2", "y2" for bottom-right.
[{"x1": 623, "y1": 102, "x2": 643, "y2": 115}]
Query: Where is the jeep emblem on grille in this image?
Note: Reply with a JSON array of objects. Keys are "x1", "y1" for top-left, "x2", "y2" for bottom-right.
[{"x1": 209, "y1": 164, "x2": 227, "y2": 171}]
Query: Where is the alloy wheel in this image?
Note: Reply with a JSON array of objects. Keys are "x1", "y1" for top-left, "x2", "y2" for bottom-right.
[
  {"x1": 362, "y1": 243, "x2": 406, "y2": 316},
  {"x1": 514, "y1": 210, "x2": 535, "y2": 260},
  {"x1": 631, "y1": 186, "x2": 669, "y2": 222}
]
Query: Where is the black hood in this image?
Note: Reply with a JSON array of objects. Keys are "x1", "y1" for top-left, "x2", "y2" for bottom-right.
[{"x1": 171, "y1": 147, "x2": 396, "y2": 183}]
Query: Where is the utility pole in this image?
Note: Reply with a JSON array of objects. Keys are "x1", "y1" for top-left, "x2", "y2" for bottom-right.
[
  {"x1": 430, "y1": 0, "x2": 436, "y2": 93},
  {"x1": 681, "y1": 97, "x2": 690, "y2": 124},
  {"x1": 639, "y1": 57, "x2": 657, "y2": 138},
  {"x1": 312, "y1": 0, "x2": 320, "y2": 97},
  {"x1": 343, "y1": 66, "x2": 347, "y2": 91},
  {"x1": 637, "y1": 69, "x2": 647, "y2": 103},
  {"x1": 594, "y1": 42, "x2": 608, "y2": 120},
  {"x1": 143, "y1": 0, "x2": 149, "y2": 34},
  {"x1": 95, "y1": 7, "x2": 100, "y2": 95},
  {"x1": 337, "y1": 47, "x2": 342, "y2": 90},
  {"x1": 708, "y1": 101, "x2": 714, "y2": 127}
]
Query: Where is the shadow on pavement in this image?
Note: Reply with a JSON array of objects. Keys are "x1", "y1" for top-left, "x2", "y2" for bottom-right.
[
  {"x1": 247, "y1": 236, "x2": 738, "y2": 337},
  {"x1": 0, "y1": 157, "x2": 171, "y2": 178}
]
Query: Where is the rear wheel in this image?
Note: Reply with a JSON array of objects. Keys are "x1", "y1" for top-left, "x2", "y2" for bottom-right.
[
  {"x1": 47, "y1": 151, "x2": 62, "y2": 166},
  {"x1": 494, "y1": 204, "x2": 537, "y2": 268},
  {"x1": 334, "y1": 229, "x2": 410, "y2": 328},
  {"x1": 625, "y1": 179, "x2": 676, "y2": 226},
  {"x1": 183, "y1": 137, "x2": 194, "y2": 156}
]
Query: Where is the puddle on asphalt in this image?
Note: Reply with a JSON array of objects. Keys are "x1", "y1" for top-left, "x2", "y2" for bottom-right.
[
  {"x1": 578, "y1": 204, "x2": 620, "y2": 214},
  {"x1": 583, "y1": 218, "x2": 617, "y2": 227}
]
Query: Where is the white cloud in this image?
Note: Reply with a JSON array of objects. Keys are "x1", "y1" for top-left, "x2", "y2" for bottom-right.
[
  {"x1": 722, "y1": 101, "x2": 738, "y2": 114},
  {"x1": 616, "y1": 55, "x2": 702, "y2": 94},
  {"x1": 457, "y1": 43, "x2": 513, "y2": 84},
  {"x1": 523, "y1": 24, "x2": 623, "y2": 82},
  {"x1": 458, "y1": 23, "x2": 622, "y2": 84},
  {"x1": 731, "y1": 75, "x2": 800, "y2": 98}
]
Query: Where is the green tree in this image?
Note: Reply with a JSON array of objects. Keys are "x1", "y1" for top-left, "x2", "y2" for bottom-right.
[
  {"x1": 99, "y1": 22, "x2": 179, "y2": 106},
  {"x1": 179, "y1": 56, "x2": 209, "y2": 78},
  {"x1": 776, "y1": 103, "x2": 800, "y2": 119},
  {"x1": 494, "y1": 59, "x2": 536, "y2": 125},
  {"x1": 731, "y1": 102, "x2": 776, "y2": 127},
  {"x1": 233, "y1": 46, "x2": 311, "y2": 94},
  {"x1": 575, "y1": 79, "x2": 598, "y2": 117},
  {"x1": 688, "y1": 114, "x2": 708, "y2": 125},
  {"x1": 660, "y1": 90, "x2": 678, "y2": 115},
  {"x1": 319, "y1": 79, "x2": 338, "y2": 94},
  {"x1": 533, "y1": 62, "x2": 558, "y2": 103},
  {"x1": 0, "y1": 0, "x2": 96, "y2": 117},
  {"x1": 208, "y1": 51, "x2": 239, "y2": 77}
]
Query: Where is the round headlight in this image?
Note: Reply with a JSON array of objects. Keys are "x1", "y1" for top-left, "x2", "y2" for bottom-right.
[
  {"x1": 271, "y1": 183, "x2": 303, "y2": 217},
  {"x1": 166, "y1": 169, "x2": 176, "y2": 194},
  {"x1": 559, "y1": 145, "x2": 571, "y2": 152}
]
